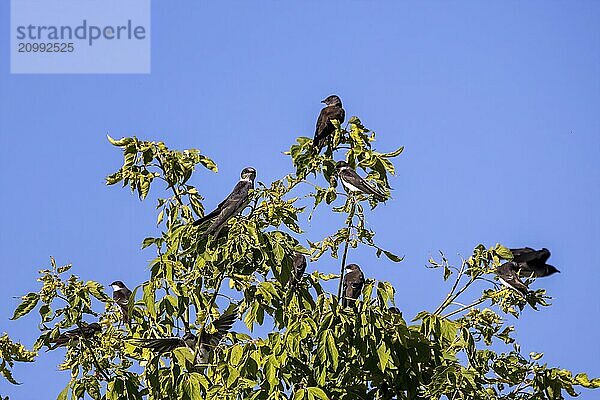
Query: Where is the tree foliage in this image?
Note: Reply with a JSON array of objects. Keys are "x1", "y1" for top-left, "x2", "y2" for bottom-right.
[{"x1": 5, "y1": 116, "x2": 600, "y2": 399}]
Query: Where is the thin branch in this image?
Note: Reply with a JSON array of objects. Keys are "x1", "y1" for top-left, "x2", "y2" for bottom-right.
[
  {"x1": 156, "y1": 153, "x2": 185, "y2": 207},
  {"x1": 193, "y1": 271, "x2": 226, "y2": 362},
  {"x1": 337, "y1": 200, "x2": 357, "y2": 302},
  {"x1": 443, "y1": 298, "x2": 486, "y2": 319},
  {"x1": 74, "y1": 321, "x2": 110, "y2": 381},
  {"x1": 433, "y1": 260, "x2": 467, "y2": 315}
]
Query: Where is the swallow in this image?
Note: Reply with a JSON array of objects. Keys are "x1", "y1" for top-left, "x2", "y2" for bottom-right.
[
  {"x1": 48, "y1": 322, "x2": 102, "y2": 350},
  {"x1": 342, "y1": 264, "x2": 365, "y2": 307},
  {"x1": 110, "y1": 280, "x2": 132, "y2": 324},
  {"x1": 193, "y1": 167, "x2": 256, "y2": 237},
  {"x1": 131, "y1": 308, "x2": 237, "y2": 364},
  {"x1": 509, "y1": 247, "x2": 559, "y2": 277},
  {"x1": 287, "y1": 251, "x2": 307, "y2": 288},
  {"x1": 496, "y1": 262, "x2": 529, "y2": 297},
  {"x1": 313, "y1": 95, "x2": 345, "y2": 152},
  {"x1": 336, "y1": 161, "x2": 386, "y2": 201}
]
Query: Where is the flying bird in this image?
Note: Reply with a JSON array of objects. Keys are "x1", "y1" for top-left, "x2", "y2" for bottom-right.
[
  {"x1": 509, "y1": 247, "x2": 559, "y2": 278},
  {"x1": 313, "y1": 95, "x2": 345, "y2": 152},
  {"x1": 342, "y1": 264, "x2": 365, "y2": 307},
  {"x1": 110, "y1": 280, "x2": 132, "y2": 324},
  {"x1": 192, "y1": 167, "x2": 256, "y2": 237},
  {"x1": 287, "y1": 251, "x2": 307, "y2": 288},
  {"x1": 48, "y1": 322, "x2": 102, "y2": 350},
  {"x1": 496, "y1": 262, "x2": 529, "y2": 297},
  {"x1": 336, "y1": 161, "x2": 386, "y2": 202},
  {"x1": 131, "y1": 309, "x2": 237, "y2": 364}
]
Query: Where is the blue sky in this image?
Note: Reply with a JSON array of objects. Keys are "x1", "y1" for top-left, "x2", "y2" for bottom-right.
[{"x1": 1, "y1": 1, "x2": 599, "y2": 398}]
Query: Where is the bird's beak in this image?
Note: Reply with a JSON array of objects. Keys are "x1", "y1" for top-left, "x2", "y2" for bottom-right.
[{"x1": 321, "y1": 99, "x2": 327, "y2": 104}]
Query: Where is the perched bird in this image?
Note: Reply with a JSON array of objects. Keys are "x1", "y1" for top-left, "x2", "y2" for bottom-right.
[
  {"x1": 509, "y1": 247, "x2": 560, "y2": 277},
  {"x1": 131, "y1": 309, "x2": 237, "y2": 364},
  {"x1": 496, "y1": 262, "x2": 529, "y2": 297},
  {"x1": 287, "y1": 252, "x2": 307, "y2": 288},
  {"x1": 192, "y1": 167, "x2": 256, "y2": 237},
  {"x1": 388, "y1": 307, "x2": 401, "y2": 315},
  {"x1": 342, "y1": 264, "x2": 365, "y2": 307},
  {"x1": 110, "y1": 280, "x2": 132, "y2": 324},
  {"x1": 48, "y1": 322, "x2": 102, "y2": 350},
  {"x1": 313, "y1": 95, "x2": 345, "y2": 152},
  {"x1": 336, "y1": 161, "x2": 386, "y2": 202}
]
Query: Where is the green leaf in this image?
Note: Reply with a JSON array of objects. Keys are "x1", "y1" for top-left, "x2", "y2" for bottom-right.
[
  {"x1": 264, "y1": 355, "x2": 278, "y2": 389},
  {"x1": 173, "y1": 348, "x2": 195, "y2": 366},
  {"x1": 199, "y1": 155, "x2": 218, "y2": 172},
  {"x1": 377, "y1": 342, "x2": 390, "y2": 372},
  {"x1": 293, "y1": 389, "x2": 306, "y2": 400},
  {"x1": 382, "y1": 146, "x2": 404, "y2": 158},
  {"x1": 56, "y1": 384, "x2": 70, "y2": 400},
  {"x1": 86, "y1": 281, "x2": 110, "y2": 302},
  {"x1": 575, "y1": 373, "x2": 600, "y2": 388},
  {"x1": 143, "y1": 283, "x2": 156, "y2": 317},
  {"x1": 530, "y1": 352, "x2": 544, "y2": 360},
  {"x1": 495, "y1": 244, "x2": 513, "y2": 260},
  {"x1": 307, "y1": 387, "x2": 329, "y2": 400},
  {"x1": 57, "y1": 264, "x2": 72, "y2": 274},
  {"x1": 106, "y1": 134, "x2": 133, "y2": 147},
  {"x1": 11, "y1": 293, "x2": 39, "y2": 320}
]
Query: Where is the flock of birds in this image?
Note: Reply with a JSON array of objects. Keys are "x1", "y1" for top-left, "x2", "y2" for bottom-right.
[{"x1": 46, "y1": 95, "x2": 560, "y2": 365}]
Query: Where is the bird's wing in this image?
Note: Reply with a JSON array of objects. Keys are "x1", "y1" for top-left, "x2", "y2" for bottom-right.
[
  {"x1": 508, "y1": 262, "x2": 535, "y2": 278},
  {"x1": 193, "y1": 204, "x2": 223, "y2": 226},
  {"x1": 337, "y1": 107, "x2": 345, "y2": 124},
  {"x1": 342, "y1": 278, "x2": 363, "y2": 307},
  {"x1": 497, "y1": 262, "x2": 528, "y2": 295},
  {"x1": 130, "y1": 337, "x2": 187, "y2": 354},
  {"x1": 313, "y1": 106, "x2": 344, "y2": 147},
  {"x1": 49, "y1": 325, "x2": 99, "y2": 349},
  {"x1": 202, "y1": 309, "x2": 238, "y2": 349},
  {"x1": 509, "y1": 247, "x2": 535, "y2": 262},
  {"x1": 289, "y1": 253, "x2": 307, "y2": 286},
  {"x1": 313, "y1": 108, "x2": 331, "y2": 143},
  {"x1": 341, "y1": 169, "x2": 386, "y2": 201},
  {"x1": 194, "y1": 180, "x2": 251, "y2": 227},
  {"x1": 511, "y1": 247, "x2": 550, "y2": 266},
  {"x1": 204, "y1": 182, "x2": 252, "y2": 235},
  {"x1": 537, "y1": 248, "x2": 551, "y2": 264},
  {"x1": 344, "y1": 273, "x2": 365, "y2": 300},
  {"x1": 114, "y1": 290, "x2": 131, "y2": 307}
]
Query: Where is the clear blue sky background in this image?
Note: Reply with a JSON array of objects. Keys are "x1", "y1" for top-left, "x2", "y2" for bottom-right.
[{"x1": 1, "y1": 2, "x2": 599, "y2": 398}]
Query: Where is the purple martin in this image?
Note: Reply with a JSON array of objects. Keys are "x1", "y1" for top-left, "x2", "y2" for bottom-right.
[
  {"x1": 48, "y1": 322, "x2": 102, "y2": 350},
  {"x1": 509, "y1": 247, "x2": 559, "y2": 278},
  {"x1": 496, "y1": 262, "x2": 529, "y2": 297},
  {"x1": 131, "y1": 309, "x2": 237, "y2": 364},
  {"x1": 110, "y1": 280, "x2": 132, "y2": 324},
  {"x1": 342, "y1": 264, "x2": 365, "y2": 307},
  {"x1": 313, "y1": 95, "x2": 345, "y2": 152},
  {"x1": 336, "y1": 161, "x2": 386, "y2": 202},
  {"x1": 193, "y1": 167, "x2": 256, "y2": 237}
]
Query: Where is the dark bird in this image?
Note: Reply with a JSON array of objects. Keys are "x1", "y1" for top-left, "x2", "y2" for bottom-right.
[
  {"x1": 110, "y1": 280, "x2": 132, "y2": 324},
  {"x1": 342, "y1": 264, "x2": 365, "y2": 307},
  {"x1": 509, "y1": 247, "x2": 560, "y2": 278},
  {"x1": 496, "y1": 262, "x2": 529, "y2": 297},
  {"x1": 131, "y1": 309, "x2": 237, "y2": 364},
  {"x1": 388, "y1": 307, "x2": 401, "y2": 315},
  {"x1": 48, "y1": 322, "x2": 102, "y2": 350},
  {"x1": 313, "y1": 95, "x2": 345, "y2": 152},
  {"x1": 336, "y1": 161, "x2": 386, "y2": 202},
  {"x1": 192, "y1": 167, "x2": 256, "y2": 237},
  {"x1": 288, "y1": 252, "x2": 307, "y2": 288}
]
